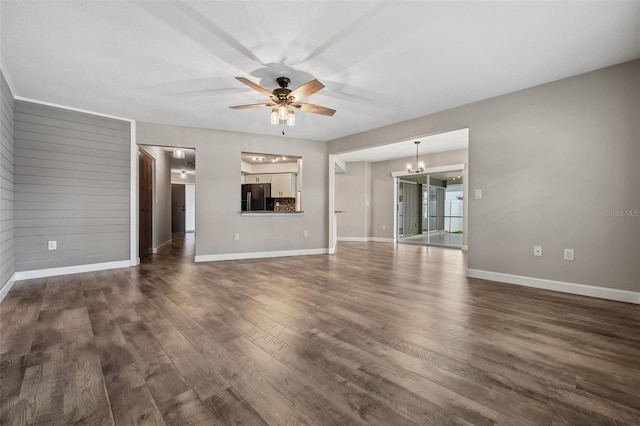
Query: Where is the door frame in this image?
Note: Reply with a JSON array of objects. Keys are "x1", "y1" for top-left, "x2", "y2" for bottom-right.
[
  {"x1": 138, "y1": 148, "x2": 154, "y2": 260},
  {"x1": 391, "y1": 163, "x2": 465, "y2": 244}
]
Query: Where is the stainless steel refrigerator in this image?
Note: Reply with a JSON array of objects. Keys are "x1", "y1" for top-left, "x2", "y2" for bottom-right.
[{"x1": 241, "y1": 183, "x2": 271, "y2": 211}]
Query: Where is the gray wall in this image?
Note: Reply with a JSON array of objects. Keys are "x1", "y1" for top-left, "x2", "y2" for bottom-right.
[
  {"x1": 335, "y1": 162, "x2": 371, "y2": 239},
  {"x1": 14, "y1": 101, "x2": 131, "y2": 271},
  {"x1": 370, "y1": 149, "x2": 469, "y2": 246},
  {"x1": 0, "y1": 69, "x2": 15, "y2": 290},
  {"x1": 137, "y1": 123, "x2": 327, "y2": 256},
  {"x1": 140, "y1": 145, "x2": 172, "y2": 250},
  {"x1": 329, "y1": 60, "x2": 640, "y2": 292}
]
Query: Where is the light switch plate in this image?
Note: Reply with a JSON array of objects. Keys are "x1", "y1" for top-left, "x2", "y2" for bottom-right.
[
  {"x1": 475, "y1": 189, "x2": 482, "y2": 199},
  {"x1": 48, "y1": 241, "x2": 57, "y2": 250}
]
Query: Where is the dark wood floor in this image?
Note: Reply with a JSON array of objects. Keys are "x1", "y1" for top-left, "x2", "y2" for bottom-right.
[{"x1": 1, "y1": 234, "x2": 639, "y2": 425}]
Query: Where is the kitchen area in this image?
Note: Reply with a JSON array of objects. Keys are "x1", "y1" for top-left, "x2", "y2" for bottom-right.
[{"x1": 241, "y1": 152, "x2": 302, "y2": 213}]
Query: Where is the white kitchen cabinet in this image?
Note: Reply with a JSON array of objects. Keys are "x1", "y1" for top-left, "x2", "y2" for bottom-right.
[
  {"x1": 244, "y1": 174, "x2": 271, "y2": 184},
  {"x1": 271, "y1": 173, "x2": 296, "y2": 197}
]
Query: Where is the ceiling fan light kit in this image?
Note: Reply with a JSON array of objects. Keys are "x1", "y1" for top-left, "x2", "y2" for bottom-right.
[{"x1": 231, "y1": 76, "x2": 335, "y2": 131}]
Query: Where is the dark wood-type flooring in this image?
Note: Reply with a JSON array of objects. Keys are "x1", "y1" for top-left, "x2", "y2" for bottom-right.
[{"x1": 1, "y1": 233, "x2": 639, "y2": 425}]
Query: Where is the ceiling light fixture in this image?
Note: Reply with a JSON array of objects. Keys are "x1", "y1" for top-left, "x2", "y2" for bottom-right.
[
  {"x1": 173, "y1": 148, "x2": 185, "y2": 159},
  {"x1": 406, "y1": 141, "x2": 425, "y2": 173},
  {"x1": 270, "y1": 102, "x2": 295, "y2": 128},
  {"x1": 180, "y1": 170, "x2": 187, "y2": 179}
]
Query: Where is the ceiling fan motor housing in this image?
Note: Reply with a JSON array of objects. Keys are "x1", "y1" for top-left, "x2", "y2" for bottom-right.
[
  {"x1": 276, "y1": 76, "x2": 290, "y2": 88},
  {"x1": 274, "y1": 77, "x2": 292, "y2": 101}
]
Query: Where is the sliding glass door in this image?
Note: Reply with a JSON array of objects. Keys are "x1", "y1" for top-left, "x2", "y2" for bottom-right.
[{"x1": 397, "y1": 172, "x2": 463, "y2": 248}]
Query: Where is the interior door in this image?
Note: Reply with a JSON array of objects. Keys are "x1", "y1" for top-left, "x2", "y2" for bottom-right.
[
  {"x1": 139, "y1": 150, "x2": 153, "y2": 260},
  {"x1": 171, "y1": 184, "x2": 186, "y2": 232}
]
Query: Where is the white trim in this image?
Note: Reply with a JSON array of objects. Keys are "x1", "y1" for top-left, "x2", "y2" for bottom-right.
[
  {"x1": 195, "y1": 248, "x2": 330, "y2": 263},
  {"x1": 391, "y1": 163, "x2": 466, "y2": 178},
  {"x1": 13, "y1": 260, "x2": 132, "y2": 281},
  {"x1": 152, "y1": 239, "x2": 172, "y2": 254},
  {"x1": 13, "y1": 96, "x2": 132, "y2": 122},
  {"x1": 328, "y1": 154, "x2": 337, "y2": 253},
  {"x1": 0, "y1": 273, "x2": 17, "y2": 304},
  {"x1": 336, "y1": 237, "x2": 396, "y2": 243},
  {"x1": 337, "y1": 237, "x2": 369, "y2": 242},
  {"x1": 130, "y1": 121, "x2": 138, "y2": 266},
  {"x1": 462, "y1": 245, "x2": 468, "y2": 251},
  {"x1": 467, "y1": 269, "x2": 640, "y2": 305},
  {"x1": 334, "y1": 156, "x2": 347, "y2": 174},
  {"x1": 393, "y1": 178, "x2": 398, "y2": 242},
  {"x1": 370, "y1": 237, "x2": 395, "y2": 243}
]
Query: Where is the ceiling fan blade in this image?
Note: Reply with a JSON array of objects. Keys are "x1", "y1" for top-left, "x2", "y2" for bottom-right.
[
  {"x1": 230, "y1": 103, "x2": 275, "y2": 110},
  {"x1": 288, "y1": 79, "x2": 325, "y2": 101},
  {"x1": 293, "y1": 103, "x2": 336, "y2": 116},
  {"x1": 235, "y1": 77, "x2": 276, "y2": 100}
]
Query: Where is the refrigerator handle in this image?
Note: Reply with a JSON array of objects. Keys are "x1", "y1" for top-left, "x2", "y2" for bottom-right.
[{"x1": 246, "y1": 192, "x2": 251, "y2": 211}]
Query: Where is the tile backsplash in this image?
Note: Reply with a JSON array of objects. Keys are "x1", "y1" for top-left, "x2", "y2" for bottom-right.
[{"x1": 274, "y1": 198, "x2": 295, "y2": 212}]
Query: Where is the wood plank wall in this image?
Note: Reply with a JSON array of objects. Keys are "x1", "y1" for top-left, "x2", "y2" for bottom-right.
[
  {"x1": 13, "y1": 101, "x2": 131, "y2": 272},
  {"x1": 0, "y1": 70, "x2": 15, "y2": 289}
]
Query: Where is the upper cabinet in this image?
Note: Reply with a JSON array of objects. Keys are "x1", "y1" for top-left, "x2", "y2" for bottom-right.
[
  {"x1": 245, "y1": 174, "x2": 271, "y2": 184},
  {"x1": 271, "y1": 173, "x2": 296, "y2": 197}
]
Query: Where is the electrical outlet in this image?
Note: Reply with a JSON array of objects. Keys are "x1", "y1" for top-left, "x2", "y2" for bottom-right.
[
  {"x1": 475, "y1": 189, "x2": 482, "y2": 199},
  {"x1": 303, "y1": 230, "x2": 309, "y2": 238},
  {"x1": 533, "y1": 245, "x2": 542, "y2": 256},
  {"x1": 234, "y1": 233, "x2": 240, "y2": 241},
  {"x1": 564, "y1": 248, "x2": 574, "y2": 261},
  {"x1": 48, "y1": 241, "x2": 57, "y2": 250}
]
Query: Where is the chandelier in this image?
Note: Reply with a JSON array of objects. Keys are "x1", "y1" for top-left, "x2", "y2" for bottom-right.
[{"x1": 406, "y1": 141, "x2": 425, "y2": 173}]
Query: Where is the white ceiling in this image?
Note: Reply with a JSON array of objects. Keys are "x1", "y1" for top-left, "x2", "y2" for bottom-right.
[
  {"x1": 335, "y1": 128, "x2": 468, "y2": 163},
  {"x1": 2, "y1": 2, "x2": 639, "y2": 142}
]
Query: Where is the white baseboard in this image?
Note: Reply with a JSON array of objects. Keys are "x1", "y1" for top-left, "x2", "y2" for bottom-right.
[
  {"x1": 467, "y1": 269, "x2": 639, "y2": 305},
  {"x1": 195, "y1": 248, "x2": 330, "y2": 263},
  {"x1": 152, "y1": 239, "x2": 172, "y2": 253},
  {"x1": 0, "y1": 273, "x2": 17, "y2": 304},
  {"x1": 13, "y1": 260, "x2": 132, "y2": 281},
  {"x1": 337, "y1": 237, "x2": 396, "y2": 243},
  {"x1": 369, "y1": 237, "x2": 395, "y2": 243}
]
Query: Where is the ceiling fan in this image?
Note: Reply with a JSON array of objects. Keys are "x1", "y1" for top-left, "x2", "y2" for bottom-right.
[{"x1": 230, "y1": 76, "x2": 336, "y2": 128}]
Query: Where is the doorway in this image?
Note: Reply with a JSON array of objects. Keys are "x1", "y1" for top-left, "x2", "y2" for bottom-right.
[
  {"x1": 396, "y1": 170, "x2": 464, "y2": 248},
  {"x1": 138, "y1": 149, "x2": 153, "y2": 260}
]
